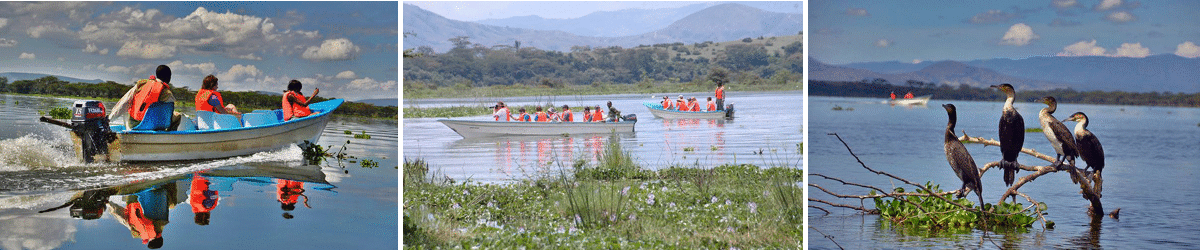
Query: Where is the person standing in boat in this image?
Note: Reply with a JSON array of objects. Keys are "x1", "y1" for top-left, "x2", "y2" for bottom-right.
[
  {"x1": 109, "y1": 65, "x2": 182, "y2": 130},
  {"x1": 890, "y1": 91, "x2": 897, "y2": 100},
  {"x1": 492, "y1": 102, "x2": 511, "y2": 121},
  {"x1": 607, "y1": 101, "x2": 622, "y2": 122},
  {"x1": 194, "y1": 75, "x2": 241, "y2": 118},
  {"x1": 188, "y1": 173, "x2": 219, "y2": 226},
  {"x1": 715, "y1": 81, "x2": 726, "y2": 111},
  {"x1": 282, "y1": 80, "x2": 319, "y2": 121},
  {"x1": 707, "y1": 97, "x2": 717, "y2": 111},
  {"x1": 560, "y1": 105, "x2": 574, "y2": 122}
]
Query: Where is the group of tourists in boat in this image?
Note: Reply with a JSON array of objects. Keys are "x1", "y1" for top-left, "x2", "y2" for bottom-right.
[
  {"x1": 660, "y1": 81, "x2": 728, "y2": 112},
  {"x1": 491, "y1": 101, "x2": 627, "y2": 123},
  {"x1": 109, "y1": 64, "x2": 320, "y2": 131}
]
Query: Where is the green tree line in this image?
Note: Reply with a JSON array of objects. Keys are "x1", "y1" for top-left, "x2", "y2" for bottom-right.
[
  {"x1": 811, "y1": 79, "x2": 1200, "y2": 107},
  {"x1": 404, "y1": 36, "x2": 803, "y2": 95},
  {"x1": 0, "y1": 76, "x2": 397, "y2": 119}
]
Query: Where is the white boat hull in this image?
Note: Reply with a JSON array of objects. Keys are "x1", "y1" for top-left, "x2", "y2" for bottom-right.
[
  {"x1": 643, "y1": 102, "x2": 731, "y2": 119},
  {"x1": 889, "y1": 95, "x2": 932, "y2": 106},
  {"x1": 74, "y1": 99, "x2": 342, "y2": 162},
  {"x1": 438, "y1": 119, "x2": 636, "y2": 138}
]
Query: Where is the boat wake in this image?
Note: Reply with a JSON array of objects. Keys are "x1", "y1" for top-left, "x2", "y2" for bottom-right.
[{"x1": 0, "y1": 134, "x2": 78, "y2": 172}]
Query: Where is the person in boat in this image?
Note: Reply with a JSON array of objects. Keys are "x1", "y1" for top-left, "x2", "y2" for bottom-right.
[
  {"x1": 110, "y1": 184, "x2": 178, "y2": 249},
  {"x1": 108, "y1": 65, "x2": 182, "y2": 130},
  {"x1": 582, "y1": 106, "x2": 592, "y2": 122},
  {"x1": 533, "y1": 106, "x2": 549, "y2": 122},
  {"x1": 904, "y1": 91, "x2": 914, "y2": 99},
  {"x1": 546, "y1": 107, "x2": 559, "y2": 122},
  {"x1": 514, "y1": 108, "x2": 531, "y2": 122},
  {"x1": 188, "y1": 173, "x2": 219, "y2": 226},
  {"x1": 592, "y1": 105, "x2": 604, "y2": 122},
  {"x1": 492, "y1": 102, "x2": 511, "y2": 121},
  {"x1": 690, "y1": 97, "x2": 701, "y2": 112},
  {"x1": 707, "y1": 97, "x2": 717, "y2": 111},
  {"x1": 715, "y1": 81, "x2": 726, "y2": 111},
  {"x1": 676, "y1": 96, "x2": 687, "y2": 111},
  {"x1": 890, "y1": 91, "x2": 896, "y2": 100},
  {"x1": 607, "y1": 101, "x2": 622, "y2": 122},
  {"x1": 661, "y1": 96, "x2": 673, "y2": 110},
  {"x1": 276, "y1": 179, "x2": 305, "y2": 219},
  {"x1": 283, "y1": 80, "x2": 320, "y2": 121},
  {"x1": 194, "y1": 75, "x2": 241, "y2": 119},
  {"x1": 560, "y1": 105, "x2": 574, "y2": 122}
]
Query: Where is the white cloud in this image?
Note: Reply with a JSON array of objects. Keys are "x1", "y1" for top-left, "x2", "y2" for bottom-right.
[
  {"x1": 1052, "y1": 0, "x2": 1079, "y2": 9},
  {"x1": 845, "y1": 8, "x2": 869, "y2": 17},
  {"x1": 166, "y1": 60, "x2": 217, "y2": 75},
  {"x1": 874, "y1": 39, "x2": 892, "y2": 47},
  {"x1": 26, "y1": 25, "x2": 73, "y2": 39},
  {"x1": 1105, "y1": 11, "x2": 1135, "y2": 23},
  {"x1": 0, "y1": 38, "x2": 16, "y2": 47},
  {"x1": 1095, "y1": 0, "x2": 1121, "y2": 11},
  {"x1": 218, "y1": 64, "x2": 262, "y2": 82},
  {"x1": 969, "y1": 10, "x2": 1018, "y2": 24},
  {"x1": 0, "y1": 18, "x2": 8, "y2": 29},
  {"x1": 347, "y1": 77, "x2": 396, "y2": 91},
  {"x1": 1175, "y1": 41, "x2": 1200, "y2": 58},
  {"x1": 167, "y1": 7, "x2": 268, "y2": 45},
  {"x1": 1000, "y1": 23, "x2": 1039, "y2": 46},
  {"x1": 911, "y1": 59, "x2": 922, "y2": 64},
  {"x1": 236, "y1": 53, "x2": 262, "y2": 60},
  {"x1": 302, "y1": 38, "x2": 359, "y2": 61},
  {"x1": 1113, "y1": 43, "x2": 1149, "y2": 57},
  {"x1": 82, "y1": 43, "x2": 109, "y2": 54},
  {"x1": 335, "y1": 70, "x2": 357, "y2": 79},
  {"x1": 104, "y1": 65, "x2": 131, "y2": 74},
  {"x1": 116, "y1": 40, "x2": 176, "y2": 59},
  {"x1": 18, "y1": 52, "x2": 35, "y2": 59},
  {"x1": 1058, "y1": 40, "x2": 1106, "y2": 56}
]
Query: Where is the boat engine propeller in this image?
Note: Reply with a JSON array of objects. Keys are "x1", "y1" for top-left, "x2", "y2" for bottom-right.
[
  {"x1": 71, "y1": 100, "x2": 115, "y2": 163},
  {"x1": 724, "y1": 103, "x2": 736, "y2": 119}
]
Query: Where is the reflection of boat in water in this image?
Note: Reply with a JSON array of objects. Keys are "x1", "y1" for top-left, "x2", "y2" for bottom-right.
[
  {"x1": 888, "y1": 95, "x2": 932, "y2": 106},
  {"x1": 49, "y1": 99, "x2": 343, "y2": 162},
  {"x1": 438, "y1": 119, "x2": 636, "y2": 138},
  {"x1": 643, "y1": 102, "x2": 734, "y2": 119}
]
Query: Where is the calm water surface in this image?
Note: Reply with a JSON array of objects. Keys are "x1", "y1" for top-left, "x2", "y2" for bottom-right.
[
  {"x1": 0, "y1": 94, "x2": 398, "y2": 250},
  {"x1": 403, "y1": 91, "x2": 803, "y2": 182},
  {"x1": 808, "y1": 96, "x2": 1200, "y2": 249}
]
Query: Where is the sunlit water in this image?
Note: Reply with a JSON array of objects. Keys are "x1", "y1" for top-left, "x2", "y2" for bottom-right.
[
  {"x1": 808, "y1": 96, "x2": 1200, "y2": 249},
  {"x1": 403, "y1": 91, "x2": 803, "y2": 182},
  {"x1": 0, "y1": 94, "x2": 398, "y2": 249}
]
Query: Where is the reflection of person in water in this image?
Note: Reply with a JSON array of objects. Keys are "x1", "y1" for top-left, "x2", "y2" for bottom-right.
[
  {"x1": 276, "y1": 179, "x2": 307, "y2": 219},
  {"x1": 188, "y1": 174, "x2": 219, "y2": 226},
  {"x1": 108, "y1": 184, "x2": 177, "y2": 249}
]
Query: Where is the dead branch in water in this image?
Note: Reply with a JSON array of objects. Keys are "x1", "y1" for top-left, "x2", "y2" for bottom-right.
[{"x1": 960, "y1": 133, "x2": 1106, "y2": 220}]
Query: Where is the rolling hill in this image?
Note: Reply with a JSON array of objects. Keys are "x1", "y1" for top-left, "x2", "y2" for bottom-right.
[{"x1": 475, "y1": 3, "x2": 714, "y2": 37}]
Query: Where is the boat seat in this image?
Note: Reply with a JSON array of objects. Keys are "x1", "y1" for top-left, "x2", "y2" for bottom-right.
[
  {"x1": 176, "y1": 114, "x2": 197, "y2": 131},
  {"x1": 271, "y1": 110, "x2": 284, "y2": 122},
  {"x1": 252, "y1": 109, "x2": 273, "y2": 113},
  {"x1": 241, "y1": 112, "x2": 276, "y2": 127},
  {"x1": 195, "y1": 111, "x2": 216, "y2": 130},
  {"x1": 212, "y1": 113, "x2": 241, "y2": 129},
  {"x1": 130, "y1": 102, "x2": 174, "y2": 131}
]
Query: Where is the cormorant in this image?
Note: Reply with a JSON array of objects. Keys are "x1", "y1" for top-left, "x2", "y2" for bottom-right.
[
  {"x1": 943, "y1": 104, "x2": 984, "y2": 205},
  {"x1": 1064, "y1": 112, "x2": 1105, "y2": 175},
  {"x1": 1037, "y1": 96, "x2": 1078, "y2": 171},
  {"x1": 991, "y1": 84, "x2": 1024, "y2": 187}
]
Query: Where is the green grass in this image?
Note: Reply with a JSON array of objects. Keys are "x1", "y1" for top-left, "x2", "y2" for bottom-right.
[
  {"x1": 403, "y1": 142, "x2": 804, "y2": 248},
  {"x1": 403, "y1": 105, "x2": 493, "y2": 118}
]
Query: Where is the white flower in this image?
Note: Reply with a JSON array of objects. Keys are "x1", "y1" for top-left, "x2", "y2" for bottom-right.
[
  {"x1": 711, "y1": 196, "x2": 718, "y2": 203},
  {"x1": 725, "y1": 199, "x2": 732, "y2": 206},
  {"x1": 451, "y1": 203, "x2": 461, "y2": 209},
  {"x1": 646, "y1": 193, "x2": 656, "y2": 205},
  {"x1": 621, "y1": 186, "x2": 631, "y2": 196},
  {"x1": 748, "y1": 202, "x2": 758, "y2": 214}
]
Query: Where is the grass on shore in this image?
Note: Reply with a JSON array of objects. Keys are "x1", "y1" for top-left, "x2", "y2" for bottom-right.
[{"x1": 403, "y1": 138, "x2": 803, "y2": 249}]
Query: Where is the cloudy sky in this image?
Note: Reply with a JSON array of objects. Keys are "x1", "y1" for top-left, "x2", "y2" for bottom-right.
[
  {"x1": 407, "y1": 1, "x2": 803, "y2": 21},
  {"x1": 0, "y1": 2, "x2": 397, "y2": 101},
  {"x1": 811, "y1": 0, "x2": 1200, "y2": 64}
]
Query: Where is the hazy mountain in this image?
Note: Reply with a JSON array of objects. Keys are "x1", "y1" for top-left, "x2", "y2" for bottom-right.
[
  {"x1": 356, "y1": 98, "x2": 398, "y2": 107},
  {"x1": 809, "y1": 58, "x2": 1068, "y2": 90},
  {"x1": 474, "y1": 3, "x2": 714, "y2": 37},
  {"x1": 0, "y1": 72, "x2": 106, "y2": 84},
  {"x1": 837, "y1": 55, "x2": 1200, "y2": 93},
  {"x1": 404, "y1": 3, "x2": 803, "y2": 53}
]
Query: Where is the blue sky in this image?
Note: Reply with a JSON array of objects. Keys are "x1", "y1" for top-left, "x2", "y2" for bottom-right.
[
  {"x1": 0, "y1": 2, "x2": 398, "y2": 100},
  {"x1": 407, "y1": 1, "x2": 803, "y2": 22},
  {"x1": 811, "y1": 0, "x2": 1200, "y2": 64}
]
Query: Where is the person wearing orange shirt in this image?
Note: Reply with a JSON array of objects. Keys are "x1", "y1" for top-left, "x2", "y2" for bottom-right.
[
  {"x1": 282, "y1": 80, "x2": 320, "y2": 121},
  {"x1": 689, "y1": 97, "x2": 701, "y2": 112},
  {"x1": 676, "y1": 96, "x2": 687, "y2": 111},
  {"x1": 904, "y1": 91, "x2": 914, "y2": 99},
  {"x1": 707, "y1": 97, "x2": 717, "y2": 111},
  {"x1": 534, "y1": 107, "x2": 549, "y2": 122},
  {"x1": 715, "y1": 81, "x2": 726, "y2": 111},
  {"x1": 592, "y1": 106, "x2": 604, "y2": 122},
  {"x1": 890, "y1": 91, "x2": 897, "y2": 100},
  {"x1": 661, "y1": 96, "x2": 672, "y2": 110},
  {"x1": 514, "y1": 108, "x2": 531, "y2": 122},
  {"x1": 560, "y1": 105, "x2": 574, "y2": 122},
  {"x1": 582, "y1": 107, "x2": 592, "y2": 122},
  {"x1": 189, "y1": 174, "x2": 219, "y2": 226},
  {"x1": 194, "y1": 75, "x2": 241, "y2": 117}
]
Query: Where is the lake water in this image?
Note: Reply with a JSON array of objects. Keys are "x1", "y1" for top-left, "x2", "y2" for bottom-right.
[
  {"x1": 403, "y1": 91, "x2": 803, "y2": 182},
  {"x1": 0, "y1": 94, "x2": 398, "y2": 249},
  {"x1": 808, "y1": 96, "x2": 1200, "y2": 249}
]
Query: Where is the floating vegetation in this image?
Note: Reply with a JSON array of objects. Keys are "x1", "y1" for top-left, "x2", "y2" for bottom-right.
[
  {"x1": 360, "y1": 159, "x2": 379, "y2": 168},
  {"x1": 353, "y1": 130, "x2": 371, "y2": 139},
  {"x1": 871, "y1": 183, "x2": 1044, "y2": 230},
  {"x1": 1025, "y1": 127, "x2": 1043, "y2": 133},
  {"x1": 683, "y1": 147, "x2": 695, "y2": 152},
  {"x1": 831, "y1": 105, "x2": 854, "y2": 111},
  {"x1": 344, "y1": 130, "x2": 353, "y2": 135}
]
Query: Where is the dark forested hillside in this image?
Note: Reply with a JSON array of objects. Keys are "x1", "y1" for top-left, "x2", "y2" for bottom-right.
[{"x1": 811, "y1": 79, "x2": 1200, "y2": 107}]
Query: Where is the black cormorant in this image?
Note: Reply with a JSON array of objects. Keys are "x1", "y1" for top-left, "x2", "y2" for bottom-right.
[
  {"x1": 1037, "y1": 96, "x2": 1078, "y2": 171},
  {"x1": 1064, "y1": 112, "x2": 1105, "y2": 175},
  {"x1": 943, "y1": 104, "x2": 984, "y2": 205},
  {"x1": 991, "y1": 84, "x2": 1025, "y2": 186}
]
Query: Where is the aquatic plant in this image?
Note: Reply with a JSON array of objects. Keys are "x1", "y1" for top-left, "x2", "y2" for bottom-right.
[
  {"x1": 353, "y1": 130, "x2": 371, "y2": 139},
  {"x1": 344, "y1": 130, "x2": 352, "y2": 135},
  {"x1": 870, "y1": 183, "x2": 1042, "y2": 230}
]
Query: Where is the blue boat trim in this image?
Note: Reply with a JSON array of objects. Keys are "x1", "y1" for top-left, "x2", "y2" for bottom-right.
[{"x1": 116, "y1": 99, "x2": 344, "y2": 135}]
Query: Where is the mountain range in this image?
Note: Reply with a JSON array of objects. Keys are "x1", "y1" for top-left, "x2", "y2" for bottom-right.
[
  {"x1": 404, "y1": 3, "x2": 802, "y2": 53},
  {"x1": 0, "y1": 72, "x2": 105, "y2": 84},
  {"x1": 812, "y1": 55, "x2": 1200, "y2": 93},
  {"x1": 474, "y1": 3, "x2": 714, "y2": 38}
]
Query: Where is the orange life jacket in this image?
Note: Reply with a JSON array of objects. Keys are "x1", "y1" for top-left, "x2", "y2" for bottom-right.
[
  {"x1": 662, "y1": 100, "x2": 672, "y2": 109},
  {"x1": 276, "y1": 180, "x2": 304, "y2": 205},
  {"x1": 194, "y1": 89, "x2": 224, "y2": 112},
  {"x1": 676, "y1": 100, "x2": 686, "y2": 111},
  {"x1": 282, "y1": 91, "x2": 312, "y2": 121},
  {"x1": 189, "y1": 175, "x2": 218, "y2": 214},
  {"x1": 690, "y1": 101, "x2": 700, "y2": 112},
  {"x1": 707, "y1": 101, "x2": 716, "y2": 111},
  {"x1": 592, "y1": 109, "x2": 604, "y2": 122},
  {"x1": 561, "y1": 110, "x2": 573, "y2": 122},
  {"x1": 130, "y1": 79, "x2": 168, "y2": 121},
  {"x1": 583, "y1": 112, "x2": 592, "y2": 122},
  {"x1": 905, "y1": 92, "x2": 914, "y2": 99},
  {"x1": 126, "y1": 203, "x2": 158, "y2": 243},
  {"x1": 716, "y1": 86, "x2": 725, "y2": 99},
  {"x1": 535, "y1": 112, "x2": 548, "y2": 122}
]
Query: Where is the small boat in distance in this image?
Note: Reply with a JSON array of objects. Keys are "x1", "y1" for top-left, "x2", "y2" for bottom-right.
[
  {"x1": 889, "y1": 95, "x2": 932, "y2": 106},
  {"x1": 438, "y1": 119, "x2": 636, "y2": 138},
  {"x1": 643, "y1": 102, "x2": 734, "y2": 119}
]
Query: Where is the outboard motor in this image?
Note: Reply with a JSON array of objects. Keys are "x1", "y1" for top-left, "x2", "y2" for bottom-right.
[
  {"x1": 622, "y1": 114, "x2": 637, "y2": 122},
  {"x1": 724, "y1": 103, "x2": 736, "y2": 119},
  {"x1": 71, "y1": 100, "x2": 114, "y2": 163}
]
